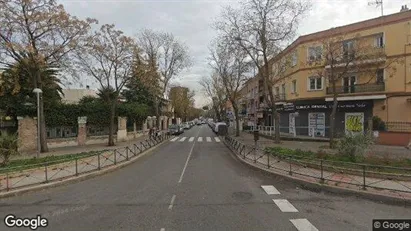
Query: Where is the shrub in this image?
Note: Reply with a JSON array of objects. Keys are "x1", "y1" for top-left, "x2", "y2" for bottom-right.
[
  {"x1": 372, "y1": 116, "x2": 386, "y2": 131},
  {"x1": 337, "y1": 133, "x2": 373, "y2": 162},
  {"x1": 0, "y1": 134, "x2": 19, "y2": 166}
]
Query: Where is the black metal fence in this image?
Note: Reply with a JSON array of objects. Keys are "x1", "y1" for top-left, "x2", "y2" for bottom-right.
[
  {"x1": 46, "y1": 126, "x2": 78, "y2": 139},
  {"x1": 87, "y1": 126, "x2": 117, "y2": 136},
  {"x1": 223, "y1": 136, "x2": 411, "y2": 194},
  {"x1": 386, "y1": 122, "x2": 411, "y2": 133},
  {"x1": 0, "y1": 133, "x2": 170, "y2": 192}
]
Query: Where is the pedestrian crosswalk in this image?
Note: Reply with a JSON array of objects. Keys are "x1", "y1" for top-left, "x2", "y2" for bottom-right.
[{"x1": 170, "y1": 136, "x2": 221, "y2": 143}]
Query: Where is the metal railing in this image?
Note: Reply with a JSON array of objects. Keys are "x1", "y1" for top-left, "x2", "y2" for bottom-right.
[
  {"x1": 326, "y1": 83, "x2": 385, "y2": 94},
  {"x1": 46, "y1": 126, "x2": 78, "y2": 139},
  {"x1": 386, "y1": 122, "x2": 411, "y2": 133},
  {"x1": 0, "y1": 133, "x2": 170, "y2": 192},
  {"x1": 223, "y1": 136, "x2": 411, "y2": 194}
]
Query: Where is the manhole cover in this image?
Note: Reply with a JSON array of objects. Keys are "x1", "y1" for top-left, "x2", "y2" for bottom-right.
[{"x1": 232, "y1": 192, "x2": 253, "y2": 201}]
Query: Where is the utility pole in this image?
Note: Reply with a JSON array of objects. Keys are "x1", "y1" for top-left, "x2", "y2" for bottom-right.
[{"x1": 368, "y1": 0, "x2": 383, "y2": 16}]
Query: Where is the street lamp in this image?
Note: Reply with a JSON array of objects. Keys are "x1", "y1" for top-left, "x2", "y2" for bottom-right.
[{"x1": 33, "y1": 88, "x2": 43, "y2": 158}]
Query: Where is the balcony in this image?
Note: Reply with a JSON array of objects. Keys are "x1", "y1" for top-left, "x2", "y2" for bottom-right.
[
  {"x1": 326, "y1": 47, "x2": 386, "y2": 68},
  {"x1": 326, "y1": 83, "x2": 385, "y2": 95}
]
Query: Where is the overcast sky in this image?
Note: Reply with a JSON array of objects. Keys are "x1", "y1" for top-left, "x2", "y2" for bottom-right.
[{"x1": 60, "y1": 0, "x2": 410, "y2": 107}]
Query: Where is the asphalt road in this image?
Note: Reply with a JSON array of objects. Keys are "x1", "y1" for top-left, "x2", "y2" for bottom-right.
[{"x1": 0, "y1": 125, "x2": 409, "y2": 231}]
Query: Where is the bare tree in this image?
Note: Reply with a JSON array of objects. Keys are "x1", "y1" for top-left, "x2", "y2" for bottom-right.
[
  {"x1": 0, "y1": 0, "x2": 96, "y2": 152},
  {"x1": 199, "y1": 73, "x2": 226, "y2": 122},
  {"x1": 214, "y1": 0, "x2": 310, "y2": 142},
  {"x1": 209, "y1": 41, "x2": 251, "y2": 136},
  {"x1": 137, "y1": 29, "x2": 191, "y2": 127},
  {"x1": 74, "y1": 24, "x2": 137, "y2": 146},
  {"x1": 310, "y1": 33, "x2": 399, "y2": 147}
]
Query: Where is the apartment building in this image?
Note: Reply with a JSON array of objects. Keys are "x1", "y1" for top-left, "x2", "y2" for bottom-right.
[
  {"x1": 238, "y1": 77, "x2": 260, "y2": 126},
  {"x1": 247, "y1": 9, "x2": 411, "y2": 137}
]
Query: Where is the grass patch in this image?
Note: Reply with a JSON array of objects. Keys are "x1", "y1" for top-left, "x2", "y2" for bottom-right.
[{"x1": 0, "y1": 150, "x2": 108, "y2": 174}]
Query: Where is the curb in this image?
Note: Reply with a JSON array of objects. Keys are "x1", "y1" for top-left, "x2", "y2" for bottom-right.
[
  {"x1": 222, "y1": 138, "x2": 411, "y2": 206},
  {"x1": 0, "y1": 138, "x2": 170, "y2": 199}
]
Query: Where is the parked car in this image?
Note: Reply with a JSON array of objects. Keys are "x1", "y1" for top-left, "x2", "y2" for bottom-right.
[
  {"x1": 214, "y1": 122, "x2": 227, "y2": 134},
  {"x1": 182, "y1": 122, "x2": 190, "y2": 130},
  {"x1": 196, "y1": 121, "x2": 202, "y2": 126},
  {"x1": 168, "y1": 124, "x2": 183, "y2": 135}
]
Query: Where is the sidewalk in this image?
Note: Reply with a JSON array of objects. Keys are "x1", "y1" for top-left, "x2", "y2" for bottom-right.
[
  {"x1": 14, "y1": 134, "x2": 154, "y2": 160},
  {"x1": 227, "y1": 134, "x2": 411, "y2": 201},
  {"x1": 239, "y1": 132, "x2": 411, "y2": 160}
]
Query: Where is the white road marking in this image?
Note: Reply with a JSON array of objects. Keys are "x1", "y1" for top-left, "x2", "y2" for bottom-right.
[
  {"x1": 179, "y1": 137, "x2": 187, "y2": 142},
  {"x1": 214, "y1": 137, "x2": 221, "y2": 142},
  {"x1": 290, "y1": 219, "x2": 319, "y2": 231},
  {"x1": 198, "y1": 137, "x2": 203, "y2": 142},
  {"x1": 189, "y1": 137, "x2": 194, "y2": 142},
  {"x1": 170, "y1": 137, "x2": 179, "y2": 142},
  {"x1": 178, "y1": 127, "x2": 201, "y2": 183},
  {"x1": 273, "y1": 199, "x2": 298, "y2": 212},
  {"x1": 206, "y1": 137, "x2": 211, "y2": 142},
  {"x1": 160, "y1": 228, "x2": 165, "y2": 231},
  {"x1": 261, "y1": 185, "x2": 281, "y2": 195},
  {"x1": 168, "y1": 195, "x2": 176, "y2": 210}
]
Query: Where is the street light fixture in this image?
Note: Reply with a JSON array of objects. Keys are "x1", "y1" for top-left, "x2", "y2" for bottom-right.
[{"x1": 33, "y1": 88, "x2": 43, "y2": 158}]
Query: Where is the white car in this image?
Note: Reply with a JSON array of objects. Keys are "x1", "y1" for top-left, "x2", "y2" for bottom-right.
[{"x1": 214, "y1": 122, "x2": 227, "y2": 133}]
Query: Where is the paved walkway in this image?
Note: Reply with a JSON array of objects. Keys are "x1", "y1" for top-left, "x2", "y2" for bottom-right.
[
  {"x1": 238, "y1": 132, "x2": 411, "y2": 160},
  {"x1": 14, "y1": 131, "x2": 169, "y2": 160},
  {"x1": 226, "y1": 135, "x2": 411, "y2": 200}
]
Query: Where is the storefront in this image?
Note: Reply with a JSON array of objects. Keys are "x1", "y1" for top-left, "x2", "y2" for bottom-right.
[{"x1": 276, "y1": 99, "x2": 373, "y2": 137}]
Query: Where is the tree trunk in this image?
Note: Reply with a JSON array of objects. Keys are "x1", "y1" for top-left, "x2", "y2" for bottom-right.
[
  {"x1": 39, "y1": 95, "x2": 49, "y2": 152},
  {"x1": 233, "y1": 105, "x2": 240, "y2": 137},
  {"x1": 108, "y1": 101, "x2": 116, "y2": 146},
  {"x1": 155, "y1": 99, "x2": 161, "y2": 128},
  {"x1": 272, "y1": 106, "x2": 280, "y2": 143},
  {"x1": 330, "y1": 96, "x2": 338, "y2": 148}
]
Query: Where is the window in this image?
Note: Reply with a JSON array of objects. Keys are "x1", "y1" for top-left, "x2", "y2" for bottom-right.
[
  {"x1": 343, "y1": 40, "x2": 355, "y2": 59},
  {"x1": 281, "y1": 84, "x2": 286, "y2": 94},
  {"x1": 375, "y1": 34, "x2": 384, "y2": 48},
  {"x1": 291, "y1": 52, "x2": 297, "y2": 66},
  {"x1": 292, "y1": 80, "x2": 297, "y2": 93},
  {"x1": 308, "y1": 77, "x2": 322, "y2": 90},
  {"x1": 376, "y1": 69, "x2": 384, "y2": 84},
  {"x1": 308, "y1": 46, "x2": 322, "y2": 61}
]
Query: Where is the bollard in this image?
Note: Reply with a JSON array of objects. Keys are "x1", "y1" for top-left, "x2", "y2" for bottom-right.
[
  {"x1": 98, "y1": 153, "x2": 101, "y2": 170},
  {"x1": 289, "y1": 157, "x2": 292, "y2": 175},
  {"x1": 126, "y1": 148, "x2": 129, "y2": 161},
  {"x1": 114, "y1": 150, "x2": 117, "y2": 165},
  {"x1": 362, "y1": 165, "x2": 366, "y2": 190},
  {"x1": 267, "y1": 152, "x2": 270, "y2": 169},
  {"x1": 75, "y1": 158, "x2": 78, "y2": 176},
  {"x1": 44, "y1": 163, "x2": 48, "y2": 183},
  {"x1": 320, "y1": 160, "x2": 324, "y2": 183},
  {"x1": 6, "y1": 172, "x2": 9, "y2": 191}
]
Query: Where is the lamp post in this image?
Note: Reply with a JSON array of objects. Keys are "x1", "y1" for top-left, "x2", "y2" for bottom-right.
[{"x1": 33, "y1": 88, "x2": 43, "y2": 158}]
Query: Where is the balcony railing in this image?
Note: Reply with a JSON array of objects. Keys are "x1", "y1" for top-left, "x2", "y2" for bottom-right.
[
  {"x1": 329, "y1": 47, "x2": 386, "y2": 67},
  {"x1": 326, "y1": 83, "x2": 385, "y2": 95}
]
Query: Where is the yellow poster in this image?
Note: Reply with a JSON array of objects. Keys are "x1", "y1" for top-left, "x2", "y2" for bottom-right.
[{"x1": 345, "y1": 113, "x2": 364, "y2": 134}]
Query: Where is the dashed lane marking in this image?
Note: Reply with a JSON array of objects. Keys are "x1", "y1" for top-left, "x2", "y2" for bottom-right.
[
  {"x1": 206, "y1": 137, "x2": 212, "y2": 142},
  {"x1": 168, "y1": 195, "x2": 176, "y2": 210},
  {"x1": 261, "y1": 185, "x2": 281, "y2": 195},
  {"x1": 273, "y1": 199, "x2": 298, "y2": 212},
  {"x1": 189, "y1": 137, "x2": 194, "y2": 142},
  {"x1": 290, "y1": 219, "x2": 319, "y2": 231},
  {"x1": 198, "y1": 137, "x2": 203, "y2": 142}
]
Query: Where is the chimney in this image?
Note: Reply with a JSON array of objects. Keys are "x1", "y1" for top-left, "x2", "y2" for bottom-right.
[
  {"x1": 401, "y1": 5, "x2": 409, "y2": 12},
  {"x1": 86, "y1": 85, "x2": 90, "y2": 90}
]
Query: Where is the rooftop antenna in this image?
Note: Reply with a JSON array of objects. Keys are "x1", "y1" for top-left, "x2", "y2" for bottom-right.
[{"x1": 368, "y1": 0, "x2": 383, "y2": 16}]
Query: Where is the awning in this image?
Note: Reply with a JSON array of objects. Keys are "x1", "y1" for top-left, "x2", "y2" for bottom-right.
[{"x1": 325, "y1": 95, "x2": 386, "y2": 102}]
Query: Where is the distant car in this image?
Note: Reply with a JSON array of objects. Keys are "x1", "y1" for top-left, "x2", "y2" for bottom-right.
[
  {"x1": 214, "y1": 122, "x2": 227, "y2": 133},
  {"x1": 183, "y1": 123, "x2": 190, "y2": 129},
  {"x1": 196, "y1": 121, "x2": 202, "y2": 126}
]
